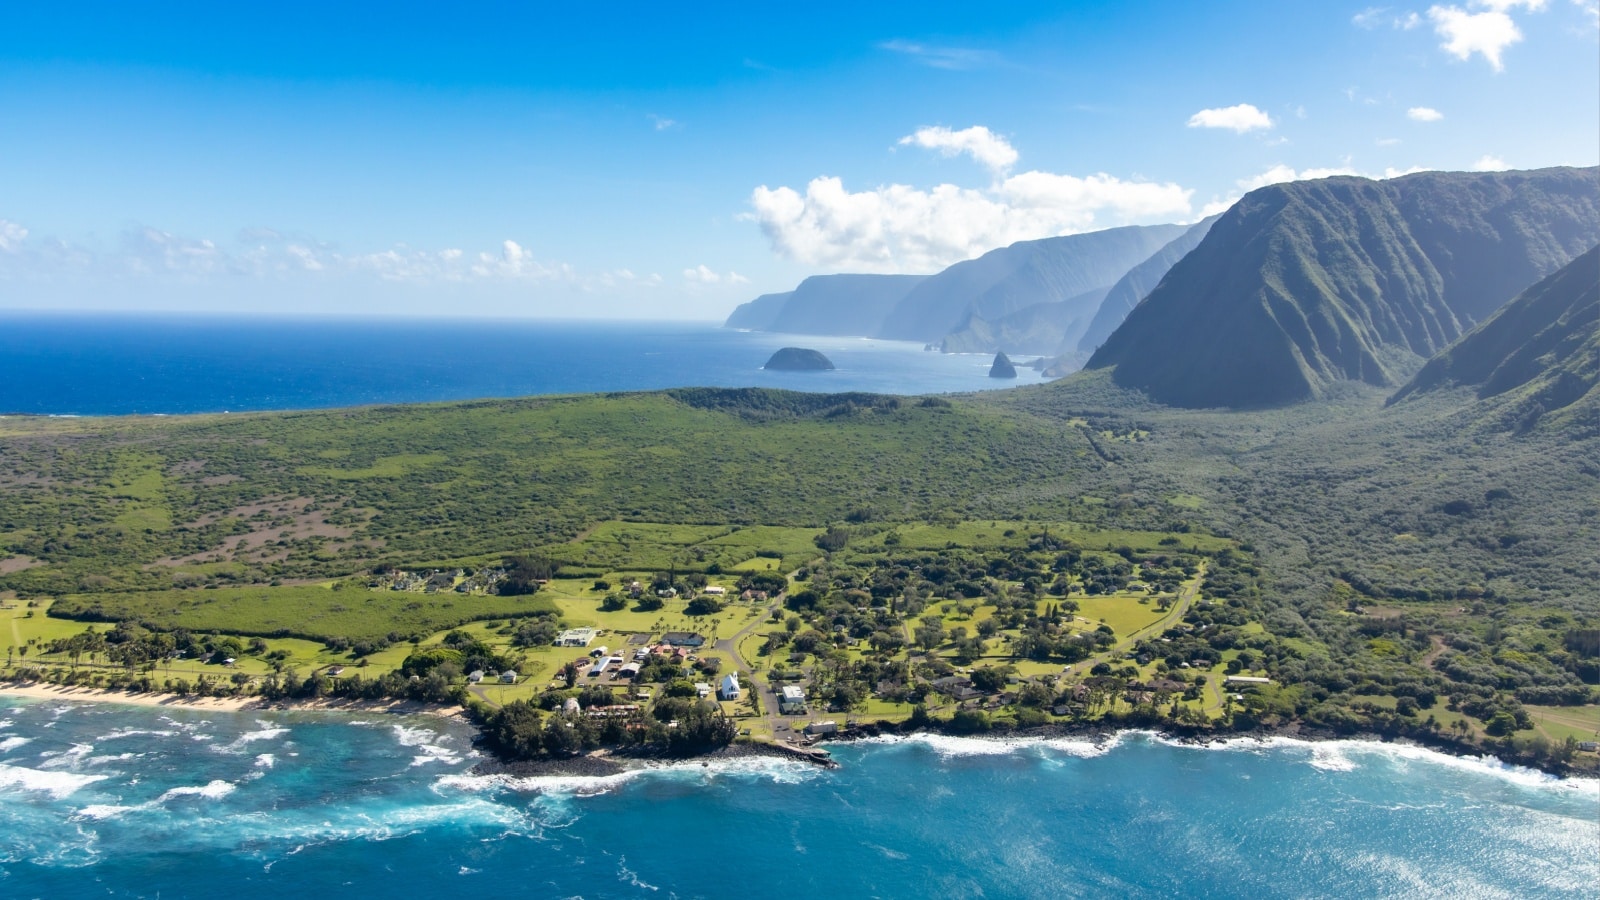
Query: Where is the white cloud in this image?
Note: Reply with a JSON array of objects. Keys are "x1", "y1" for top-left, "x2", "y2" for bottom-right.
[
  {"x1": 1353, "y1": 7, "x2": 1424, "y2": 28},
  {"x1": 877, "y1": 40, "x2": 999, "y2": 70},
  {"x1": 1377, "y1": 137, "x2": 1403, "y2": 146},
  {"x1": 1198, "y1": 162, "x2": 1432, "y2": 219},
  {"x1": 747, "y1": 167, "x2": 1192, "y2": 274},
  {"x1": 898, "y1": 125, "x2": 1019, "y2": 174},
  {"x1": 0, "y1": 220, "x2": 27, "y2": 253},
  {"x1": 648, "y1": 114, "x2": 679, "y2": 131},
  {"x1": 1186, "y1": 104, "x2": 1274, "y2": 133},
  {"x1": 1237, "y1": 165, "x2": 1361, "y2": 192},
  {"x1": 1428, "y1": 5, "x2": 1523, "y2": 70},
  {"x1": 1476, "y1": 0, "x2": 1546, "y2": 10},
  {"x1": 681, "y1": 265, "x2": 747, "y2": 285},
  {"x1": 1407, "y1": 106, "x2": 1445, "y2": 121},
  {"x1": 1471, "y1": 154, "x2": 1510, "y2": 170},
  {"x1": 1572, "y1": 0, "x2": 1600, "y2": 30}
]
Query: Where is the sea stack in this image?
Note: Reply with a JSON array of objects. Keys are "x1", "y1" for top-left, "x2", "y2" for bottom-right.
[
  {"x1": 989, "y1": 352, "x2": 1018, "y2": 379},
  {"x1": 763, "y1": 347, "x2": 835, "y2": 371}
]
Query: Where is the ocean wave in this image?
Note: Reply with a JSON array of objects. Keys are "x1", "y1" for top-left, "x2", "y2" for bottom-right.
[
  {"x1": 37, "y1": 742, "x2": 96, "y2": 769},
  {"x1": 98, "y1": 728, "x2": 177, "y2": 741},
  {"x1": 0, "y1": 736, "x2": 32, "y2": 753},
  {"x1": 1139, "y1": 733, "x2": 1598, "y2": 795},
  {"x1": 854, "y1": 731, "x2": 1129, "y2": 760},
  {"x1": 74, "y1": 779, "x2": 237, "y2": 821},
  {"x1": 210, "y1": 720, "x2": 289, "y2": 754},
  {"x1": 435, "y1": 754, "x2": 822, "y2": 799},
  {"x1": 393, "y1": 723, "x2": 464, "y2": 768},
  {"x1": 254, "y1": 753, "x2": 275, "y2": 768},
  {"x1": 0, "y1": 762, "x2": 110, "y2": 799},
  {"x1": 159, "y1": 779, "x2": 237, "y2": 801}
]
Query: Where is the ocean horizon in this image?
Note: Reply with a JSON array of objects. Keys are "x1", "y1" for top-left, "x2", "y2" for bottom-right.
[{"x1": 0, "y1": 311, "x2": 1050, "y2": 417}]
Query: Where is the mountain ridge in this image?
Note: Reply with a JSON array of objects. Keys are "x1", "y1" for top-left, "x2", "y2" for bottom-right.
[{"x1": 1086, "y1": 167, "x2": 1600, "y2": 408}]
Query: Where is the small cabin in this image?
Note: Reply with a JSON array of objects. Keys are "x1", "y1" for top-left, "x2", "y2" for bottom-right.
[
  {"x1": 467, "y1": 670, "x2": 485, "y2": 684},
  {"x1": 499, "y1": 670, "x2": 519, "y2": 684}
]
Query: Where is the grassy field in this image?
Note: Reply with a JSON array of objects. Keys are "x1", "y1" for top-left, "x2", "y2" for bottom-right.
[{"x1": 48, "y1": 584, "x2": 559, "y2": 642}]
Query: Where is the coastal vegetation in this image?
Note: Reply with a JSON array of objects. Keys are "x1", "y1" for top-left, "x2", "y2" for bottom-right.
[{"x1": 1, "y1": 365, "x2": 1595, "y2": 770}]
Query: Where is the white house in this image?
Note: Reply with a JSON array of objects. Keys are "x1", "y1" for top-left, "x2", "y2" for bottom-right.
[
  {"x1": 499, "y1": 670, "x2": 519, "y2": 684},
  {"x1": 467, "y1": 670, "x2": 485, "y2": 684},
  {"x1": 718, "y1": 673, "x2": 741, "y2": 701},
  {"x1": 703, "y1": 585, "x2": 727, "y2": 595},
  {"x1": 779, "y1": 685, "x2": 806, "y2": 714},
  {"x1": 557, "y1": 627, "x2": 600, "y2": 647}
]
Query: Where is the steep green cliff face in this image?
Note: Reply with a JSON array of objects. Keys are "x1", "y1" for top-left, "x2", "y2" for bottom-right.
[{"x1": 1087, "y1": 167, "x2": 1600, "y2": 408}]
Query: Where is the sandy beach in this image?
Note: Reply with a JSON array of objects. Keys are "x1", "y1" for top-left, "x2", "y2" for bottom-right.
[{"x1": 0, "y1": 680, "x2": 465, "y2": 720}]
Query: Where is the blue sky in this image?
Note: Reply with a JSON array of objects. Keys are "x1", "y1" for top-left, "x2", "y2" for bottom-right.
[{"x1": 1, "y1": 0, "x2": 1595, "y2": 319}]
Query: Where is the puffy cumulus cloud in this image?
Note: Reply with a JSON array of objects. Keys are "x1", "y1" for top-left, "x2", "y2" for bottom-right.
[
  {"x1": 748, "y1": 171, "x2": 1192, "y2": 273},
  {"x1": 1186, "y1": 104, "x2": 1274, "y2": 133},
  {"x1": 1472, "y1": 154, "x2": 1510, "y2": 170},
  {"x1": 1407, "y1": 106, "x2": 1445, "y2": 121},
  {"x1": 1427, "y1": 5, "x2": 1523, "y2": 70},
  {"x1": 0, "y1": 219, "x2": 28, "y2": 253},
  {"x1": 898, "y1": 125, "x2": 1018, "y2": 173}
]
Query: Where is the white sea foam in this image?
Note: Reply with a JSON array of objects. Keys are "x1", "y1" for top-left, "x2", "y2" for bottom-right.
[
  {"x1": 0, "y1": 762, "x2": 109, "y2": 799},
  {"x1": 158, "y1": 779, "x2": 237, "y2": 801},
  {"x1": 98, "y1": 728, "x2": 177, "y2": 741},
  {"x1": 394, "y1": 723, "x2": 464, "y2": 768},
  {"x1": 210, "y1": 720, "x2": 289, "y2": 754},
  {"x1": 0, "y1": 736, "x2": 31, "y2": 752},
  {"x1": 254, "y1": 753, "x2": 276, "y2": 768},
  {"x1": 37, "y1": 742, "x2": 95, "y2": 769},
  {"x1": 74, "y1": 779, "x2": 237, "y2": 821},
  {"x1": 85, "y1": 752, "x2": 140, "y2": 766},
  {"x1": 75, "y1": 803, "x2": 138, "y2": 820},
  {"x1": 435, "y1": 754, "x2": 820, "y2": 799},
  {"x1": 858, "y1": 731, "x2": 1127, "y2": 760},
  {"x1": 1141, "y1": 732, "x2": 1599, "y2": 795}
]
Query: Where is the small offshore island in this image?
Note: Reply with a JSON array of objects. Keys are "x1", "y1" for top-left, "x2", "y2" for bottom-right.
[{"x1": 762, "y1": 346, "x2": 835, "y2": 371}]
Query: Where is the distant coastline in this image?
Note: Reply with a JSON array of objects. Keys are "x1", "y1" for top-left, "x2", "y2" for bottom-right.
[{"x1": 6, "y1": 679, "x2": 1591, "y2": 781}]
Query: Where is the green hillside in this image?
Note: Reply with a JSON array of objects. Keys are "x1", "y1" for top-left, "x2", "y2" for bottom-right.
[
  {"x1": 1391, "y1": 243, "x2": 1599, "y2": 432},
  {"x1": 1086, "y1": 167, "x2": 1600, "y2": 408}
]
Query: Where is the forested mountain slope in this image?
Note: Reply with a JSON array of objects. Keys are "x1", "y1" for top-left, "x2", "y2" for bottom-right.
[{"x1": 1086, "y1": 167, "x2": 1600, "y2": 408}]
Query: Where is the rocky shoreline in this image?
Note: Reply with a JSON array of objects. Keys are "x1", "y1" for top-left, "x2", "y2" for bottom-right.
[{"x1": 7, "y1": 679, "x2": 1589, "y2": 780}]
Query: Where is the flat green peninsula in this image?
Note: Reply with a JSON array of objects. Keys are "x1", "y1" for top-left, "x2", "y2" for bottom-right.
[{"x1": 1, "y1": 378, "x2": 1595, "y2": 773}]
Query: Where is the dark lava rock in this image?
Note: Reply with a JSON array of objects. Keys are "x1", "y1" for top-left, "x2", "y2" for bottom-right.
[
  {"x1": 989, "y1": 352, "x2": 1018, "y2": 378},
  {"x1": 764, "y1": 347, "x2": 836, "y2": 371}
]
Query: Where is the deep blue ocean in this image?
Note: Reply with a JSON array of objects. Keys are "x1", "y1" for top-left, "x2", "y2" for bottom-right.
[
  {"x1": 0, "y1": 312, "x2": 1047, "y2": 416},
  {"x1": 1, "y1": 698, "x2": 1595, "y2": 898},
  {"x1": 2, "y1": 311, "x2": 1597, "y2": 896}
]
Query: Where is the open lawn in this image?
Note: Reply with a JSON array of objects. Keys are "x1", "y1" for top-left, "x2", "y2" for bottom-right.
[{"x1": 49, "y1": 583, "x2": 559, "y2": 643}]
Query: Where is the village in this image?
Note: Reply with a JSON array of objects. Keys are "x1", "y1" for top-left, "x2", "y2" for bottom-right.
[{"x1": 10, "y1": 518, "x2": 1595, "y2": 762}]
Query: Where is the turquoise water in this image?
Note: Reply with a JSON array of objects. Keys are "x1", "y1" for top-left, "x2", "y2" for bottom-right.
[
  {"x1": 2, "y1": 697, "x2": 1594, "y2": 898},
  {"x1": 0, "y1": 313, "x2": 1047, "y2": 415}
]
